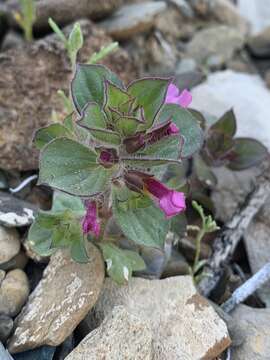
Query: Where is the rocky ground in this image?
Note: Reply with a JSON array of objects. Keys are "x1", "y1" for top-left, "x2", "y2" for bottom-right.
[{"x1": 0, "y1": 0, "x2": 270, "y2": 359}]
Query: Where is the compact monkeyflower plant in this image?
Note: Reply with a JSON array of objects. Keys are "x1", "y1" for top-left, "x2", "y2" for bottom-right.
[{"x1": 28, "y1": 63, "x2": 267, "y2": 284}]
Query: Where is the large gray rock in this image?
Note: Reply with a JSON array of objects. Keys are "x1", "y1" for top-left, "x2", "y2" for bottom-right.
[
  {"x1": 99, "y1": 2, "x2": 167, "y2": 40},
  {"x1": 231, "y1": 305, "x2": 270, "y2": 360},
  {"x1": 88, "y1": 276, "x2": 230, "y2": 359},
  {"x1": 8, "y1": 244, "x2": 104, "y2": 354},
  {"x1": 0, "y1": 269, "x2": 29, "y2": 317},
  {"x1": 0, "y1": 227, "x2": 20, "y2": 265},
  {"x1": 66, "y1": 307, "x2": 153, "y2": 360},
  {"x1": 0, "y1": 315, "x2": 13, "y2": 343},
  {"x1": 191, "y1": 70, "x2": 270, "y2": 152},
  {"x1": 186, "y1": 25, "x2": 244, "y2": 65}
]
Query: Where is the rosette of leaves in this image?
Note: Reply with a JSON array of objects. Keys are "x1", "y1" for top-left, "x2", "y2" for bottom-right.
[
  {"x1": 192, "y1": 109, "x2": 268, "y2": 189},
  {"x1": 30, "y1": 64, "x2": 204, "y2": 283}
]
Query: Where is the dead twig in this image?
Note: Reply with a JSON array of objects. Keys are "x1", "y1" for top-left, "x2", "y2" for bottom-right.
[
  {"x1": 198, "y1": 169, "x2": 270, "y2": 297},
  {"x1": 221, "y1": 262, "x2": 270, "y2": 313}
]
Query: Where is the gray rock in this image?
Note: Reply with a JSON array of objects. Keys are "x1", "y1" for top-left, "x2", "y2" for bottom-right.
[
  {"x1": 2, "y1": 31, "x2": 24, "y2": 51},
  {"x1": 8, "y1": 243, "x2": 104, "y2": 354},
  {"x1": 0, "y1": 315, "x2": 13, "y2": 343},
  {"x1": 0, "y1": 270, "x2": 5, "y2": 285},
  {"x1": 244, "y1": 197, "x2": 270, "y2": 306},
  {"x1": 0, "y1": 342, "x2": 13, "y2": 360},
  {"x1": 238, "y1": 0, "x2": 270, "y2": 35},
  {"x1": 247, "y1": 26, "x2": 270, "y2": 57},
  {"x1": 231, "y1": 305, "x2": 270, "y2": 359},
  {"x1": 0, "y1": 252, "x2": 28, "y2": 272},
  {"x1": 0, "y1": 227, "x2": 20, "y2": 265},
  {"x1": 0, "y1": 269, "x2": 30, "y2": 317},
  {"x1": 211, "y1": 0, "x2": 249, "y2": 35},
  {"x1": 210, "y1": 166, "x2": 260, "y2": 222},
  {"x1": 66, "y1": 307, "x2": 153, "y2": 360},
  {"x1": 7, "y1": 0, "x2": 123, "y2": 30},
  {"x1": 168, "y1": 0, "x2": 194, "y2": 18},
  {"x1": 99, "y1": 2, "x2": 167, "y2": 40},
  {"x1": 89, "y1": 276, "x2": 231, "y2": 359},
  {"x1": 186, "y1": 25, "x2": 244, "y2": 65},
  {"x1": 176, "y1": 58, "x2": 197, "y2": 74},
  {"x1": 191, "y1": 70, "x2": 270, "y2": 152},
  {"x1": 0, "y1": 193, "x2": 36, "y2": 227}
]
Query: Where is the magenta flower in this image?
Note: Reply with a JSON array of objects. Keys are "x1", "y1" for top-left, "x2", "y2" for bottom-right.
[
  {"x1": 165, "y1": 84, "x2": 192, "y2": 108},
  {"x1": 82, "y1": 200, "x2": 100, "y2": 237},
  {"x1": 167, "y1": 122, "x2": 179, "y2": 135},
  {"x1": 144, "y1": 177, "x2": 186, "y2": 218}
]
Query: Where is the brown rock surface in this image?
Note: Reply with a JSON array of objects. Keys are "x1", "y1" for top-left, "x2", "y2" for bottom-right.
[{"x1": 0, "y1": 19, "x2": 137, "y2": 171}]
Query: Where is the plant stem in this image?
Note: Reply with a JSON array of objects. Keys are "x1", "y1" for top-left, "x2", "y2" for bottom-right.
[{"x1": 193, "y1": 228, "x2": 205, "y2": 273}]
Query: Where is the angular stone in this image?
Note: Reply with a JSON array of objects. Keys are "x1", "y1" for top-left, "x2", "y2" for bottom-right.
[
  {"x1": 99, "y1": 2, "x2": 167, "y2": 40},
  {"x1": 0, "y1": 20, "x2": 137, "y2": 171},
  {"x1": 0, "y1": 227, "x2": 20, "y2": 265},
  {"x1": 8, "y1": 243, "x2": 104, "y2": 354},
  {"x1": 0, "y1": 269, "x2": 30, "y2": 317},
  {"x1": 191, "y1": 70, "x2": 270, "y2": 151},
  {"x1": 89, "y1": 276, "x2": 231, "y2": 359},
  {"x1": 186, "y1": 25, "x2": 244, "y2": 65},
  {"x1": 231, "y1": 305, "x2": 270, "y2": 360},
  {"x1": 66, "y1": 307, "x2": 153, "y2": 360}
]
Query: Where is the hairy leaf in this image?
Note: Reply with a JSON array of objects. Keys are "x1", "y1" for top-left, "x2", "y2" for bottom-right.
[
  {"x1": 71, "y1": 64, "x2": 122, "y2": 113},
  {"x1": 159, "y1": 104, "x2": 204, "y2": 158},
  {"x1": 100, "y1": 243, "x2": 145, "y2": 284},
  {"x1": 34, "y1": 124, "x2": 73, "y2": 149},
  {"x1": 39, "y1": 138, "x2": 113, "y2": 196}
]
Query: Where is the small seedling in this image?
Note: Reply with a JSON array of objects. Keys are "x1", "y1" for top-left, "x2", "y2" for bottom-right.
[
  {"x1": 14, "y1": 0, "x2": 36, "y2": 42},
  {"x1": 49, "y1": 18, "x2": 83, "y2": 69},
  {"x1": 190, "y1": 201, "x2": 220, "y2": 282},
  {"x1": 88, "y1": 42, "x2": 119, "y2": 64}
]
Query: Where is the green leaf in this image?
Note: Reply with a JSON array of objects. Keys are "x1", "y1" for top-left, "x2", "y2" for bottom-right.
[
  {"x1": 78, "y1": 102, "x2": 107, "y2": 129},
  {"x1": 227, "y1": 138, "x2": 268, "y2": 170},
  {"x1": 122, "y1": 136, "x2": 182, "y2": 168},
  {"x1": 48, "y1": 18, "x2": 67, "y2": 45},
  {"x1": 88, "y1": 42, "x2": 119, "y2": 64},
  {"x1": 34, "y1": 123, "x2": 74, "y2": 149},
  {"x1": 39, "y1": 138, "x2": 113, "y2": 196},
  {"x1": 115, "y1": 115, "x2": 140, "y2": 137},
  {"x1": 170, "y1": 213, "x2": 187, "y2": 237},
  {"x1": 71, "y1": 64, "x2": 122, "y2": 113},
  {"x1": 70, "y1": 236, "x2": 89, "y2": 263},
  {"x1": 63, "y1": 113, "x2": 74, "y2": 132},
  {"x1": 27, "y1": 216, "x2": 54, "y2": 257},
  {"x1": 210, "y1": 109, "x2": 237, "y2": 138},
  {"x1": 127, "y1": 78, "x2": 171, "y2": 129},
  {"x1": 159, "y1": 104, "x2": 204, "y2": 158},
  {"x1": 104, "y1": 81, "x2": 131, "y2": 111},
  {"x1": 52, "y1": 192, "x2": 84, "y2": 214},
  {"x1": 194, "y1": 154, "x2": 217, "y2": 188},
  {"x1": 113, "y1": 187, "x2": 169, "y2": 248},
  {"x1": 68, "y1": 22, "x2": 83, "y2": 67},
  {"x1": 100, "y1": 243, "x2": 145, "y2": 284},
  {"x1": 87, "y1": 128, "x2": 121, "y2": 145}
]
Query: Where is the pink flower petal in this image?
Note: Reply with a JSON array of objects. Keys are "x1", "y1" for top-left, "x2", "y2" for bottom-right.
[
  {"x1": 82, "y1": 201, "x2": 100, "y2": 237},
  {"x1": 165, "y1": 84, "x2": 192, "y2": 108},
  {"x1": 178, "y1": 89, "x2": 192, "y2": 108}
]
